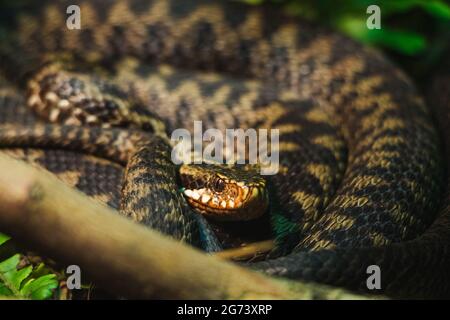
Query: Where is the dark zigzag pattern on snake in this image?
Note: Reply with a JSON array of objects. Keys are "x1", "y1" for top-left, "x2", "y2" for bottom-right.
[{"x1": 0, "y1": 0, "x2": 448, "y2": 298}]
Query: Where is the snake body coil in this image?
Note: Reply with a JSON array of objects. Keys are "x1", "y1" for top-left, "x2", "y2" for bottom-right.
[{"x1": 0, "y1": 0, "x2": 449, "y2": 298}]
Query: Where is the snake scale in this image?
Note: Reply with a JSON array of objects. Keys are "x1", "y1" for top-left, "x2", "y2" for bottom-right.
[{"x1": 0, "y1": 0, "x2": 449, "y2": 299}]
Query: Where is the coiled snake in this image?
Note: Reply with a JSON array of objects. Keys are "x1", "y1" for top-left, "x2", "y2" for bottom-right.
[{"x1": 0, "y1": 0, "x2": 449, "y2": 298}]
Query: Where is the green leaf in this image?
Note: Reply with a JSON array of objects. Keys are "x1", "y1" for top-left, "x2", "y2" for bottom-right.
[
  {"x1": 30, "y1": 263, "x2": 53, "y2": 279},
  {"x1": 21, "y1": 274, "x2": 58, "y2": 300},
  {"x1": 10, "y1": 265, "x2": 32, "y2": 290},
  {"x1": 0, "y1": 253, "x2": 58, "y2": 299},
  {"x1": 0, "y1": 283, "x2": 12, "y2": 296},
  {"x1": 0, "y1": 233, "x2": 10, "y2": 246},
  {"x1": 0, "y1": 254, "x2": 20, "y2": 273},
  {"x1": 0, "y1": 232, "x2": 59, "y2": 300},
  {"x1": 0, "y1": 254, "x2": 22, "y2": 296}
]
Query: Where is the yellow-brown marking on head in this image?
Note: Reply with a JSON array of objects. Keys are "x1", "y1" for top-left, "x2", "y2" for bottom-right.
[{"x1": 179, "y1": 164, "x2": 268, "y2": 221}]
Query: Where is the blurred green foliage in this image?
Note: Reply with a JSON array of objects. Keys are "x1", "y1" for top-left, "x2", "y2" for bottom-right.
[
  {"x1": 242, "y1": 0, "x2": 450, "y2": 81},
  {"x1": 0, "y1": 254, "x2": 58, "y2": 300},
  {"x1": 0, "y1": 236, "x2": 58, "y2": 300},
  {"x1": 243, "y1": 0, "x2": 449, "y2": 55}
]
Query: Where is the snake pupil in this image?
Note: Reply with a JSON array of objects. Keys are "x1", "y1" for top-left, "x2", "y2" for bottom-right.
[{"x1": 213, "y1": 178, "x2": 225, "y2": 192}]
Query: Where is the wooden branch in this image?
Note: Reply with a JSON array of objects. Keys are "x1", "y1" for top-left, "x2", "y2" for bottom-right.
[
  {"x1": 0, "y1": 153, "x2": 367, "y2": 299},
  {"x1": 214, "y1": 240, "x2": 275, "y2": 261}
]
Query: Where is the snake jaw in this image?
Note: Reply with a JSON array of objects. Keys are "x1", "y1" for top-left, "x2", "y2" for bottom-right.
[
  {"x1": 182, "y1": 186, "x2": 267, "y2": 221},
  {"x1": 180, "y1": 164, "x2": 268, "y2": 221}
]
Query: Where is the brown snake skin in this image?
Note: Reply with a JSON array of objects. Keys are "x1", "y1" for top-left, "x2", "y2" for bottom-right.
[{"x1": 0, "y1": 0, "x2": 449, "y2": 298}]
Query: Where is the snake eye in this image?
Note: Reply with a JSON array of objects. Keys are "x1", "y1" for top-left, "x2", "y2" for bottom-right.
[{"x1": 212, "y1": 178, "x2": 225, "y2": 192}]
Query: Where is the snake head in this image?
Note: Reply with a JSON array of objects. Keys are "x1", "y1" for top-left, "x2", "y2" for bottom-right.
[{"x1": 179, "y1": 164, "x2": 268, "y2": 221}]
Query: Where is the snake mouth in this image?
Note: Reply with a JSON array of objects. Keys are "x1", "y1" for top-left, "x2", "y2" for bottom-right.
[
  {"x1": 179, "y1": 164, "x2": 268, "y2": 221},
  {"x1": 183, "y1": 185, "x2": 268, "y2": 221},
  {"x1": 183, "y1": 187, "x2": 267, "y2": 221}
]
